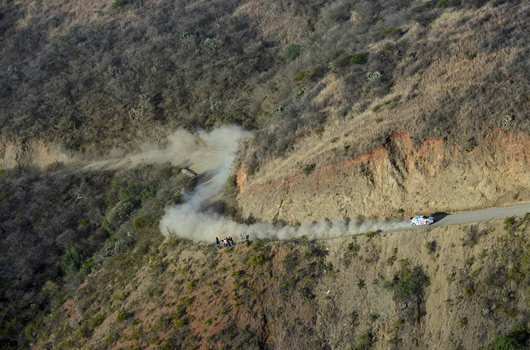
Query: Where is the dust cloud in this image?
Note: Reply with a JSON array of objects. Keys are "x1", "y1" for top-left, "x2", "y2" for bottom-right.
[{"x1": 159, "y1": 127, "x2": 410, "y2": 242}]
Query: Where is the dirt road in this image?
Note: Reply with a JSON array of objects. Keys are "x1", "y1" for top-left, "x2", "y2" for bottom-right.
[{"x1": 431, "y1": 202, "x2": 530, "y2": 227}]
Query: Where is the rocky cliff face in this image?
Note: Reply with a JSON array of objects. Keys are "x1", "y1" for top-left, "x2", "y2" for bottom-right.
[{"x1": 237, "y1": 129, "x2": 530, "y2": 224}]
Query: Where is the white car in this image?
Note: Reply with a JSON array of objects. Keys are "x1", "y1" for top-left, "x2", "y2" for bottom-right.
[{"x1": 410, "y1": 215, "x2": 434, "y2": 226}]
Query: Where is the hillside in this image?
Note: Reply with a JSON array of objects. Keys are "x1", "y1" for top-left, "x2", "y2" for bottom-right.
[
  {"x1": 29, "y1": 217, "x2": 530, "y2": 349},
  {"x1": 237, "y1": 129, "x2": 530, "y2": 224},
  {"x1": 1, "y1": 0, "x2": 530, "y2": 349},
  {"x1": 1, "y1": 0, "x2": 528, "y2": 168}
]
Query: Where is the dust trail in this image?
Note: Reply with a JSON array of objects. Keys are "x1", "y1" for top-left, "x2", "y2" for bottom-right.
[
  {"x1": 160, "y1": 206, "x2": 411, "y2": 242},
  {"x1": 159, "y1": 127, "x2": 410, "y2": 242},
  {"x1": 82, "y1": 126, "x2": 247, "y2": 173}
]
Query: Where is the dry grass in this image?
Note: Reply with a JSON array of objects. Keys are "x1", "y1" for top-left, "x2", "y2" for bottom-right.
[
  {"x1": 247, "y1": 3, "x2": 529, "y2": 186},
  {"x1": 235, "y1": 1, "x2": 311, "y2": 45}
]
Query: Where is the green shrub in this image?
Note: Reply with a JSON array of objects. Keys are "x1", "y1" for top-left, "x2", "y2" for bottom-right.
[
  {"x1": 350, "y1": 52, "x2": 366, "y2": 64},
  {"x1": 490, "y1": 325, "x2": 530, "y2": 350},
  {"x1": 436, "y1": 0, "x2": 449, "y2": 7},
  {"x1": 309, "y1": 65, "x2": 325, "y2": 80},
  {"x1": 133, "y1": 217, "x2": 144, "y2": 229},
  {"x1": 504, "y1": 216, "x2": 516, "y2": 230},
  {"x1": 348, "y1": 242, "x2": 360, "y2": 254},
  {"x1": 293, "y1": 71, "x2": 307, "y2": 82},
  {"x1": 116, "y1": 310, "x2": 129, "y2": 322},
  {"x1": 77, "y1": 218, "x2": 88, "y2": 226},
  {"x1": 62, "y1": 245, "x2": 86, "y2": 274},
  {"x1": 384, "y1": 260, "x2": 430, "y2": 300},
  {"x1": 302, "y1": 163, "x2": 316, "y2": 176},
  {"x1": 88, "y1": 314, "x2": 105, "y2": 329},
  {"x1": 104, "y1": 334, "x2": 116, "y2": 346},
  {"x1": 366, "y1": 71, "x2": 382, "y2": 81},
  {"x1": 249, "y1": 255, "x2": 265, "y2": 265},
  {"x1": 80, "y1": 258, "x2": 95, "y2": 272},
  {"x1": 297, "y1": 87, "x2": 306, "y2": 96},
  {"x1": 226, "y1": 174, "x2": 237, "y2": 189},
  {"x1": 174, "y1": 318, "x2": 187, "y2": 328},
  {"x1": 365, "y1": 231, "x2": 375, "y2": 238},
  {"x1": 112, "y1": 0, "x2": 126, "y2": 7},
  {"x1": 331, "y1": 52, "x2": 351, "y2": 71},
  {"x1": 456, "y1": 318, "x2": 467, "y2": 328},
  {"x1": 284, "y1": 44, "x2": 301, "y2": 62},
  {"x1": 382, "y1": 27, "x2": 402, "y2": 36},
  {"x1": 355, "y1": 332, "x2": 373, "y2": 350}
]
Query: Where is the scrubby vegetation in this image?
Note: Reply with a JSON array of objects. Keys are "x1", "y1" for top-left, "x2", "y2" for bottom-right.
[
  {"x1": 2, "y1": 168, "x2": 530, "y2": 349},
  {"x1": 1, "y1": 0, "x2": 528, "y2": 172},
  {"x1": 0, "y1": 164, "x2": 191, "y2": 348},
  {"x1": 1, "y1": 0, "x2": 530, "y2": 348}
]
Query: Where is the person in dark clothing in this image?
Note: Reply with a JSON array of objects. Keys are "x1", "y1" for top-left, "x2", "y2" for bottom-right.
[
  {"x1": 216, "y1": 237, "x2": 220, "y2": 248},
  {"x1": 246, "y1": 235, "x2": 250, "y2": 245}
]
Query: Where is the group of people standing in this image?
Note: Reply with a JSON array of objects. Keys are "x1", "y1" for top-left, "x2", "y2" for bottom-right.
[
  {"x1": 217, "y1": 237, "x2": 235, "y2": 248},
  {"x1": 215, "y1": 234, "x2": 250, "y2": 248}
]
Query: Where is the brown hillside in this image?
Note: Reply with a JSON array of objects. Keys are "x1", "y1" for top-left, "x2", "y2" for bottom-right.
[
  {"x1": 237, "y1": 129, "x2": 530, "y2": 223},
  {"x1": 33, "y1": 216, "x2": 530, "y2": 349}
]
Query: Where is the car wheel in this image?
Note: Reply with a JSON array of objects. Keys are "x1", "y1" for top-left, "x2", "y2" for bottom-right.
[{"x1": 412, "y1": 223, "x2": 416, "y2": 227}]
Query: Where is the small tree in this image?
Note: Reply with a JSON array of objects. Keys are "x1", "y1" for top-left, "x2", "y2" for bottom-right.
[{"x1": 284, "y1": 44, "x2": 301, "y2": 63}]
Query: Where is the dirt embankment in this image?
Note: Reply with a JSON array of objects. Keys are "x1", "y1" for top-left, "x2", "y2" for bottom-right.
[
  {"x1": 237, "y1": 129, "x2": 530, "y2": 224},
  {"x1": 0, "y1": 140, "x2": 71, "y2": 170}
]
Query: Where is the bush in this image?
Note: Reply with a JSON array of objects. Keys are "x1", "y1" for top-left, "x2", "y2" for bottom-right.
[
  {"x1": 355, "y1": 332, "x2": 373, "y2": 350},
  {"x1": 226, "y1": 174, "x2": 237, "y2": 190},
  {"x1": 112, "y1": 0, "x2": 126, "y2": 7},
  {"x1": 309, "y1": 66, "x2": 325, "y2": 80},
  {"x1": 350, "y1": 53, "x2": 367, "y2": 64},
  {"x1": 504, "y1": 216, "x2": 516, "y2": 230},
  {"x1": 293, "y1": 71, "x2": 307, "y2": 82},
  {"x1": 249, "y1": 255, "x2": 265, "y2": 266},
  {"x1": 425, "y1": 241, "x2": 437, "y2": 254},
  {"x1": 133, "y1": 217, "x2": 144, "y2": 229},
  {"x1": 382, "y1": 27, "x2": 402, "y2": 36},
  {"x1": 348, "y1": 242, "x2": 360, "y2": 254},
  {"x1": 62, "y1": 245, "x2": 86, "y2": 274},
  {"x1": 366, "y1": 71, "x2": 382, "y2": 81},
  {"x1": 116, "y1": 310, "x2": 129, "y2": 322},
  {"x1": 331, "y1": 52, "x2": 352, "y2": 71},
  {"x1": 436, "y1": 0, "x2": 450, "y2": 8},
  {"x1": 456, "y1": 318, "x2": 467, "y2": 328},
  {"x1": 384, "y1": 260, "x2": 429, "y2": 300},
  {"x1": 284, "y1": 44, "x2": 301, "y2": 63},
  {"x1": 490, "y1": 325, "x2": 530, "y2": 350},
  {"x1": 88, "y1": 314, "x2": 105, "y2": 329},
  {"x1": 302, "y1": 163, "x2": 316, "y2": 176}
]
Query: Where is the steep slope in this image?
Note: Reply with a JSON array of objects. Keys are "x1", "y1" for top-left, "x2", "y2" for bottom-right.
[
  {"x1": 237, "y1": 129, "x2": 530, "y2": 223},
  {"x1": 31, "y1": 216, "x2": 530, "y2": 350}
]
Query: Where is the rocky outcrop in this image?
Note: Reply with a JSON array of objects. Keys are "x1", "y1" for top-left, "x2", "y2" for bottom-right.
[{"x1": 237, "y1": 129, "x2": 530, "y2": 223}]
